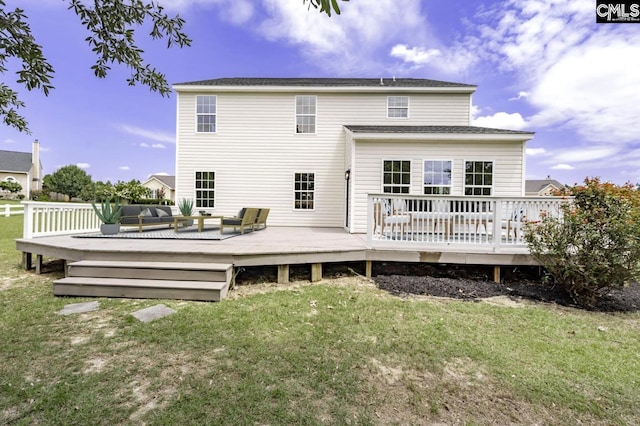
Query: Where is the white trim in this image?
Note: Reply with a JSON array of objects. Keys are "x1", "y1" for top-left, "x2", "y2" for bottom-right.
[
  {"x1": 195, "y1": 95, "x2": 217, "y2": 134},
  {"x1": 422, "y1": 159, "x2": 453, "y2": 196},
  {"x1": 293, "y1": 171, "x2": 316, "y2": 211},
  {"x1": 381, "y1": 159, "x2": 412, "y2": 194},
  {"x1": 463, "y1": 159, "x2": 494, "y2": 196},
  {"x1": 387, "y1": 96, "x2": 410, "y2": 119},
  {"x1": 194, "y1": 170, "x2": 216, "y2": 209},
  {"x1": 294, "y1": 95, "x2": 317, "y2": 135}
]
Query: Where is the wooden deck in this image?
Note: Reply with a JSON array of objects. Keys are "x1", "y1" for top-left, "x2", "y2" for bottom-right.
[{"x1": 16, "y1": 226, "x2": 535, "y2": 278}]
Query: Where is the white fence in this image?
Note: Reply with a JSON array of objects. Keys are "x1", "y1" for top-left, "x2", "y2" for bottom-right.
[
  {"x1": 1, "y1": 204, "x2": 24, "y2": 217},
  {"x1": 22, "y1": 201, "x2": 101, "y2": 239},
  {"x1": 368, "y1": 194, "x2": 568, "y2": 251}
]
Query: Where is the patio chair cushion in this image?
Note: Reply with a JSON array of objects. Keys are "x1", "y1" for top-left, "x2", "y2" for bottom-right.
[
  {"x1": 139, "y1": 208, "x2": 154, "y2": 217},
  {"x1": 156, "y1": 208, "x2": 169, "y2": 217}
]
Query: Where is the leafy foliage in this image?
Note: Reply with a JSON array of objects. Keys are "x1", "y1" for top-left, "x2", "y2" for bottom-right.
[
  {"x1": 91, "y1": 198, "x2": 122, "y2": 224},
  {"x1": 0, "y1": 0, "x2": 190, "y2": 132},
  {"x1": 177, "y1": 198, "x2": 193, "y2": 216},
  {"x1": 303, "y1": 0, "x2": 349, "y2": 16},
  {"x1": 113, "y1": 179, "x2": 150, "y2": 203},
  {"x1": 43, "y1": 165, "x2": 92, "y2": 199},
  {"x1": 1, "y1": 1, "x2": 347, "y2": 133},
  {"x1": 525, "y1": 178, "x2": 640, "y2": 307},
  {"x1": 0, "y1": 179, "x2": 22, "y2": 193}
]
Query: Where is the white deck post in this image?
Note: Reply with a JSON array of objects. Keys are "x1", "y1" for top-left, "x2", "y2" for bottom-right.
[{"x1": 23, "y1": 201, "x2": 33, "y2": 239}]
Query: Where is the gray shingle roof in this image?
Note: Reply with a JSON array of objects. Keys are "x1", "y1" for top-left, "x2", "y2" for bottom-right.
[
  {"x1": 150, "y1": 175, "x2": 175, "y2": 188},
  {"x1": 0, "y1": 150, "x2": 32, "y2": 173},
  {"x1": 344, "y1": 125, "x2": 534, "y2": 135},
  {"x1": 525, "y1": 179, "x2": 566, "y2": 194},
  {"x1": 174, "y1": 77, "x2": 475, "y2": 88}
]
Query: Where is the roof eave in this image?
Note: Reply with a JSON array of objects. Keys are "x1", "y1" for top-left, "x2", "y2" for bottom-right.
[
  {"x1": 172, "y1": 84, "x2": 477, "y2": 94},
  {"x1": 345, "y1": 131, "x2": 535, "y2": 142}
]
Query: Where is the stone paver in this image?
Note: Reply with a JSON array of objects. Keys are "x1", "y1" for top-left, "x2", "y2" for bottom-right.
[
  {"x1": 131, "y1": 304, "x2": 176, "y2": 323},
  {"x1": 57, "y1": 301, "x2": 100, "y2": 315}
]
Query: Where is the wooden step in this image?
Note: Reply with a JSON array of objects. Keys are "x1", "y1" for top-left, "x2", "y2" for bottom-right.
[
  {"x1": 53, "y1": 277, "x2": 229, "y2": 302},
  {"x1": 67, "y1": 260, "x2": 232, "y2": 282}
]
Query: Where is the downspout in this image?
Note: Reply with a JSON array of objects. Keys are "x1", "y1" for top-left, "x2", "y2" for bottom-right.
[{"x1": 345, "y1": 169, "x2": 351, "y2": 229}]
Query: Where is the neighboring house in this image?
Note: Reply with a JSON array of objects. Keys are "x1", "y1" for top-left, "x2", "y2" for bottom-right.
[
  {"x1": 142, "y1": 174, "x2": 176, "y2": 202},
  {"x1": 525, "y1": 177, "x2": 565, "y2": 196},
  {"x1": 172, "y1": 78, "x2": 534, "y2": 233},
  {"x1": 0, "y1": 139, "x2": 43, "y2": 198}
]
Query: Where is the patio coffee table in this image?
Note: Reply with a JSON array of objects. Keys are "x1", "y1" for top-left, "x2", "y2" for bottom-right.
[{"x1": 174, "y1": 215, "x2": 224, "y2": 232}]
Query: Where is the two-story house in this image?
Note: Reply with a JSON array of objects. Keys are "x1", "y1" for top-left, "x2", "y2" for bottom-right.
[{"x1": 172, "y1": 78, "x2": 534, "y2": 233}]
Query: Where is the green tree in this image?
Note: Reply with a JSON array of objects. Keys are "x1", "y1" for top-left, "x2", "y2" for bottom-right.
[
  {"x1": 114, "y1": 179, "x2": 150, "y2": 203},
  {"x1": 1, "y1": 0, "x2": 348, "y2": 133},
  {"x1": 44, "y1": 165, "x2": 92, "y2": 199},
  {"x1": 524, "y1": 178, "x2": 640, "y2": 307}
]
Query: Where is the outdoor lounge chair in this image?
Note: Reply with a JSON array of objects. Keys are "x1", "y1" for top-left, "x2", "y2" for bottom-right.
[
  {"x1": 220, "y1": 207, "x2": 259, "y2": 234},
  {"x1": 254, "y1": 208, "x2": 270, "y2": 230}
]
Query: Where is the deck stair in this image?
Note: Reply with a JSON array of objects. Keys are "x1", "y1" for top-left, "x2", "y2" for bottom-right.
[{"x1": 53, "y1": 260, "x2": 232, "y2": 301}]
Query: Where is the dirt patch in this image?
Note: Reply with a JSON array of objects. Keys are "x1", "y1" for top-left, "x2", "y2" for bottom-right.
[
  {"x1": 373, "y1": 263, "x2": 640, "y2": 312},
  {"x1": 235, "y1": 262, "x2": 640, "y2": 312}
]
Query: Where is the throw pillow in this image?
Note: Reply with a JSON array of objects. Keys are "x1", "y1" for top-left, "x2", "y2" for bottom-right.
[
  {"x1": 139, "y1": 208, "x2": 152, "y2": 217},
  {"x1": 156, "y1": 209, "x2": 169, "y2": 217}
]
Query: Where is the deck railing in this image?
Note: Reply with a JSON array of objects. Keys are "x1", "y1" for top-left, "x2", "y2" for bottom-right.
[
  {"x1": 367, "y1": 194, "x2": 568, "y2": 252},
  {"x1": 22, "y1": 201, "x2": 101, "y2": 239}
]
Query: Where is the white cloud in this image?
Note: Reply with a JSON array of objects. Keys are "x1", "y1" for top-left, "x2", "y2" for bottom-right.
[
  {"x1": 119, "y1": 124, "x2": 174, "y2": 144},
  {"x1": 259, "y1": 0, "x2": 431, "y2": 74},
  {"x1": 551, "y1": 164, "x2": 575, "y2": 170},
  {"x1": 390, "y1": 44, "x2": 441, "y2": 65},
  {"x1": 40, "y1": 146, "x2": 51, "y2": 152},
  {"x1": 2, "y1": 138, "x2": 17, "y2": 144},
  {"x1": 140, "y1": 143, "x2": 150, "y2": 148},
  {"x1": 76, "y1": 163, "x2": 90, "y2": 169},
  {"x1": 149, "y1": 172, "x2": 169, "y2": 178},
  {"x1": 152, "y1": 144, "x2": 166, "y2": 149},
  {"x1": 119, "y1": 166, "x2": 130, "y2": 171},
  {"x1": 509, "y1": 91, "x2": 529, "y2": 101},
  {"x1": 473, "y1": 0, "x2": 640, "y2": 145},
  {"x1": 472, "y1": 111, "x2": 529, "y2": 130},
  {"x1": 552, "y1": 146, "x2": 620, "y2": 163},
  {"x1": 526, "y1": 147, "x2": 547, "y2": 156}
]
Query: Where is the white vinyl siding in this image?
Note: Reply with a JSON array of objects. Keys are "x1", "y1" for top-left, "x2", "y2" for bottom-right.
[
  {"x1": 196, "y1": 96, "x2": 216, "y2": 133},
  {"x1": 175, "y1": 89, "x2": 513, "y2": 229},
  {"x1": 351, "y1": 140, "x2": 524, "y2": 232}
]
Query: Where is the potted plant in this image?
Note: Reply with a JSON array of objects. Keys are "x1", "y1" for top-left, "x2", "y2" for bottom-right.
[
  {"x1": 177, "y1": 198, "x2": 194, "y2": 226},
  {"x1": 92, "y1": 198, "x2": 123, "y2": 235}
]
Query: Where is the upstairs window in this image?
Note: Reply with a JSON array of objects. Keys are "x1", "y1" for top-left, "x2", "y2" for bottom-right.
[
  {"x1": 295, "y1": 96, "x2": 316, "y2": 134},
  {"x1": 195, "y1": 171, "x2": 215, "y2": 207},
  {"x1": 383, "y1": 160, "x2": 411, "y2": 194},
  {"x1": 387, "y1": 96, "x2": 409, "y2": 118},
  {"x1": 196, "y1": 95, "x2": 216, "y2": 133},
  {"x1": 423, "y1": 160, "x2": 452, "y2": 195},
  {"x1": 464, "y1": 161, "x2": 493, "y2": 196},
  {"x1": 294, "y1": 173, "x2": 315, "y2": 209}
]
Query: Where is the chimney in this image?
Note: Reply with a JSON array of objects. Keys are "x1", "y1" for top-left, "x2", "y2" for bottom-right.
[{"x1": 32, "y1": 139, "x2": 41, "y2": 190}]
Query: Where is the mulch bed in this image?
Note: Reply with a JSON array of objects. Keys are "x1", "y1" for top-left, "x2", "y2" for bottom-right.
[{"x1": 372, "y1": 263, "x2": 640, "y2": 312}]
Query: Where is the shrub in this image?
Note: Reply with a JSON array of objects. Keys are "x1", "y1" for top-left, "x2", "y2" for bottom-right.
[{"x1": 525, "y1": 178, "x2": 640, "y2": 307}]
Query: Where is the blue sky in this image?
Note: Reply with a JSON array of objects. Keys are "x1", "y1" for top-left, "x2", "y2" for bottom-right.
[{"x1": 2, "y1": 0, "x2": 640, "y2": 186}]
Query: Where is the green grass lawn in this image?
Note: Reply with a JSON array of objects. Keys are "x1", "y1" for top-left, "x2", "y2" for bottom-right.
[{"x1": 1, "y1": 213, "x2": 639, "y2": 424}]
